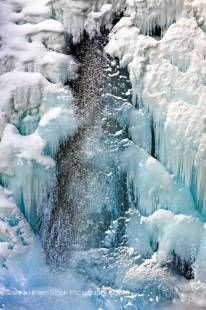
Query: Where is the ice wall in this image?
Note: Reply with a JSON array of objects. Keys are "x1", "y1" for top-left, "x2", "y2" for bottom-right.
[
  {"x1": 52, "y1": 0, "x2": 126, "y2": 43},
  {"x1": 120, "y1": 145, "x2": 206, "y2": 264},
  {"x1": 50, "y1": 0, "x2": 206, "y2": 43},
  {"x1": 106, "y1": 14, "x2": 206, "y2": 215},
  {"x1": 0, "y1": 0, "x2": 78, "y2": 231},
  {"x1": 104, "y1": 0, "x2": 206, "y2": 290},
  {"x1": 0, "y1": 0, "x2": 81, "y2": 304}
]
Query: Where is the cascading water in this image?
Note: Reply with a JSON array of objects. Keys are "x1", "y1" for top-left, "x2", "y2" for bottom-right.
[
  {"x1": 42, "y1": 35, "x2": 131, "y2": 268},
  {"x1": 37, "y1": 33, "x2": 202, "y2": 310},
  {"x1": 2, "y1": 0, "x2": 206, "y2": 309}
]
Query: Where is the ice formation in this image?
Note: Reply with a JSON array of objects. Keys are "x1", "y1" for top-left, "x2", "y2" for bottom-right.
[
  {"x1": 106, "y1": 11, "x2": 206, "y2": 214},
  {"x1": 104, "y1": 0, "x2": 206, "y2": 303},
  {"x1": 1, "y1": 0, "x2": 206, "y2": 308},
  {"x1": 0, "y1": 0, "x2": 81, "y2": 306},
  {"x1": 0, "y1": 186, "x2": 32, "y2": 263},
  {"x1": 121, "y1": 145, "x2": 196, "y2": 217},
  {"x1": 50, "y1": 0, "x2": 206, "y2": 43},
  {"x1": 0, "y1": 0, "x2": 78, "y2": 230}
]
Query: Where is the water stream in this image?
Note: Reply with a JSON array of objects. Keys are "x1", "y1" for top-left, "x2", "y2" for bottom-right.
[{"x1": 43, "y1": 35, "x2": 132, "y2": 268}]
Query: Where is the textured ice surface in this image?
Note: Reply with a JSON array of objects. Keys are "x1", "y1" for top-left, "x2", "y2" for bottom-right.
[
  {"x1": 121, "y1": 145, "x2": 196, "y2": 217},
  {"x1": 52, "y1": 0, "x2": 125, "y2": 43},
  {"x1": 0, "y1": 186, "x2": 32, "y2": 261},
  {"x1": 106, "y1": 13, "x2": 206, "y2": 214},
  {"x1": 1, "y1": 0, "x2": 206, "y2": 309},
  {"x1": 0, "y1": 0, "x2": 78, "y2": 231},
  {"x1": 104, "y1": 1, "x2": 206, "y2": 306},
  {"x1": 0, "y1": 0, "x2": 80, "y2": 305},
  {"x1": 50, "y1": 0, "x2": 206, "y2": 43}
]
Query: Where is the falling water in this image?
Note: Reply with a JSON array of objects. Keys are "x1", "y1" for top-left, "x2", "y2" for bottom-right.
[{"x1": 42, "y1": 34, "x2": 132, "y2": 268}]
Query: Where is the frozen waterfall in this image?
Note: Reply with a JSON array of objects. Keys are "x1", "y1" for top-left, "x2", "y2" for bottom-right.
[{"x1": 1, "y1": 0, "x2": 206, "y2": 309}]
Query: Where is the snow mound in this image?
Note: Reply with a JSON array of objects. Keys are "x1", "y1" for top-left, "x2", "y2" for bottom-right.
[{"x1": 0, "y1": 0, "x2": 78, "y2": 83}]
